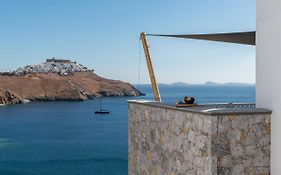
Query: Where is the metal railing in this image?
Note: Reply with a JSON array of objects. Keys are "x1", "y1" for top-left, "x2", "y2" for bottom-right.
[{"x1": 199, "y1": 103, "x2": 256, "y2": 109}]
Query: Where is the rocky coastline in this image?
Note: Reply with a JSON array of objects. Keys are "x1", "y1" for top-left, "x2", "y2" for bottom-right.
[{"x1": 0, "y1": 58, "x2": 143, "y2": 106}]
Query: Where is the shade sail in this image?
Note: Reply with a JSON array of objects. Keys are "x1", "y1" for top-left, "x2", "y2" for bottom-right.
[{"x1": 147, "y1": 31, "x2": 256, "y2": 46}]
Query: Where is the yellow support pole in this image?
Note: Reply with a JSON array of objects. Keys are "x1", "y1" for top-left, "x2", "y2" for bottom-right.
[{"x1": 140, "y1": 32, "x2": 162, "y2": 102}]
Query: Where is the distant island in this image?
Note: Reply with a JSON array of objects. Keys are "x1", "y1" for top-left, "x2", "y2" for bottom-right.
[
  {"x1": 0, "y1": 58, "x2": 143, "y2": 106},
  {"x1": 204, "y1": 81, "x2": 254, "y2": 86},
  {"x1": 141, "y1": 81, "x2": 254, "y2": 86},
  {"x1": 151, "y1": 82, "x2": 188, "y2": 86}
]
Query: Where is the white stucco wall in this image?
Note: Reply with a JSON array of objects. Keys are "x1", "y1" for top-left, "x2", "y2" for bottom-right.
[{"x1": 256, "y1": 0, "x2": 281, "y2": 173}]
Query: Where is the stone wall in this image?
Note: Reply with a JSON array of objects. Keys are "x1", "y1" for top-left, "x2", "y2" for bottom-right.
[{"x1": 128, "y1": 102, "x2": 271, "y2": 175}]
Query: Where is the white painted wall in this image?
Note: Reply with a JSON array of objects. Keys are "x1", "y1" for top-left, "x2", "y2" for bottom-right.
[{"x1": 256, "y1": 0, "x2": 281, "y2": 173}]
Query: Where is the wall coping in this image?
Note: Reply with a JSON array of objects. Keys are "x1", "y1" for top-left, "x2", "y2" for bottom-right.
[{"x1": 128, "y1": 100, "x2": 272, "y2": 116}]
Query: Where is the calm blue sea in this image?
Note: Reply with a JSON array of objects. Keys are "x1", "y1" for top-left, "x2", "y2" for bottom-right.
[{"x1": 0, "y1": 85, "x2": 255, "y2": 175}]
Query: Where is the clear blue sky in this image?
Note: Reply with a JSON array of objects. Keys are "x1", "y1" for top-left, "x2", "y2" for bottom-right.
[{"x1": 0, "y1": 0, "x2": 256, "y2": 84}]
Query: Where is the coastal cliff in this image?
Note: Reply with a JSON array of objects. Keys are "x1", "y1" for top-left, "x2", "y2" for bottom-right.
[{"x1": 0, "y1": 58, "x2": 143, "y2": 106}]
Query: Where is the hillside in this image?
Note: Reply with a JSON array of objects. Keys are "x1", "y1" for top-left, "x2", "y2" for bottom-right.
[{"x1": 0, "y1": 59, "x2": 143, "y2": 106}]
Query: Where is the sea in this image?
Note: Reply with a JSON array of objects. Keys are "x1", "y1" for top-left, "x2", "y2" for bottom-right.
[{"x1": 0, "y1": 84, "x2": 255, "y2": 175}]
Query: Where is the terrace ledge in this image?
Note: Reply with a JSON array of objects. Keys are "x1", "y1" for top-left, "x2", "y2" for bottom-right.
[{"x1": 127, "y1": 99, "x2": 272, "y2": 116}]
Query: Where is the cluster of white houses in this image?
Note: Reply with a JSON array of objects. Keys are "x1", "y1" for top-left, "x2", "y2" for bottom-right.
[{"x1": 0, "y1": 58, "x2": 94, "y2": 76}]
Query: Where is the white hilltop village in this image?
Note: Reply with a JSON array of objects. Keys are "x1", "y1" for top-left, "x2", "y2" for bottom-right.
[{"x1": 0, "y1": 58, "x2": 94, "y2": 76}]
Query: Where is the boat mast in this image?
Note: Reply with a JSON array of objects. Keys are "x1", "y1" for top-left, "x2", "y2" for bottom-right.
[{"x1": 140, "y1": 32, "x2": 162, "y2": 102}]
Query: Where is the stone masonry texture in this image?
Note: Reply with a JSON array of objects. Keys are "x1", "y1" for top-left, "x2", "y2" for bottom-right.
[{"x1": 128, "y1": 102, "x2": 271, "y2": 175}]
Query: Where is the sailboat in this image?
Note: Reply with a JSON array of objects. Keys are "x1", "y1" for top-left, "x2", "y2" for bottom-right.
[{"x1": 95, "y1": 97, "x2": 110, "y2": 114}]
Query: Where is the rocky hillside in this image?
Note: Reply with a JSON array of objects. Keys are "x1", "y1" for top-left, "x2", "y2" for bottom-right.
[{"x1": 0, "y1": 58, "x2": 143, "y2": 106}]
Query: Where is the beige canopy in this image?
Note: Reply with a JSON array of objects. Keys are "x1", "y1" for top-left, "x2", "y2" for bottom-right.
[{"x1": 147, "y1": 31, "x2": 256, "y2": 46}]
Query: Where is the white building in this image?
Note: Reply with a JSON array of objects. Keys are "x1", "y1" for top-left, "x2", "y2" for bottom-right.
[{"x1": 256, "y1": 0, "x2": 281, "y2": 173}]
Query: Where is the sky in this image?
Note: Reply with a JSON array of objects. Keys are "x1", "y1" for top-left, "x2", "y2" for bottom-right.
[{"x1": 0, "y1": 0, "x2": 256, "y2": 84}]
